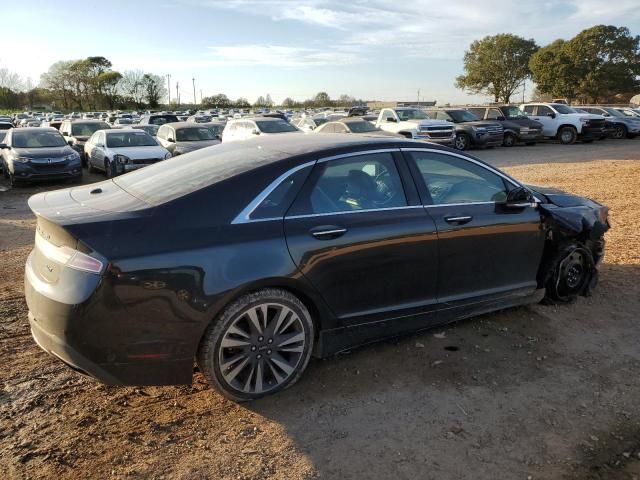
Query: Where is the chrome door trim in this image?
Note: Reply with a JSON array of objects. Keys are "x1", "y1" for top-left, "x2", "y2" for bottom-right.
[{"x1": 286, "y1": 205, "x2": 424, "y2": 221}]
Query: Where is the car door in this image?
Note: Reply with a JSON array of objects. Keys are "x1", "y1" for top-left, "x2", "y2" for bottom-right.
[
  {"x1": 403, "y1": 148, "x2": 544, "y2": 307},
  {"x1": 284, "y1": 150, "x2": 440, "y2": 329},
  {"x1": 530, "y1": 106, "x2": 555, "y2": 136},
  {"x1": 91, "y1": 132, "x2": 106, "y2": 170}
]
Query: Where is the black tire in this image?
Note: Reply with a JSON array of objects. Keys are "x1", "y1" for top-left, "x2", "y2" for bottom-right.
[
  {"x1": 612, "y1": 124, "x2": 627, "y2": 139},
  {"x1": 525, "y1": 142, "x2": 536, "y2": 146},
  {"x1": 502, "y1": 132, "x2": 517, "y2": 147},
  {"x1": 104, "y1": 159, "x2": 114, "y2": 178},
  {"x1": 557, "y1": 126, "x2": 577, "y2": 145},
  {"x1": 197, "y1": 288, "x2": 315, "y2": 402},
  {"x1": 542, "y1": 241, "x2": 595, "y2": 304},
  {"x1": 454, "y1": 133, "x2": 470, "y2": 151}
]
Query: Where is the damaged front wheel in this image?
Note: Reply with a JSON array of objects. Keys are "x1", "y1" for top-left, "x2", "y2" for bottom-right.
[{"x1": 543, "y1": 241, "x2": 596, "y2": 304}]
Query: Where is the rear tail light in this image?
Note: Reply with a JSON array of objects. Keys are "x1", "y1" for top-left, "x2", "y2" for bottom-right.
[{"x1": 35, "y1": 233, "x2": 104, "y2": 274}]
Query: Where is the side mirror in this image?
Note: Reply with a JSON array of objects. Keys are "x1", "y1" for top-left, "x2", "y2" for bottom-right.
[
  {"x1": 547, "y1": 112, "x2": 556, "y2": 119},
  {"x1": 62, "y1": 131, "x2": 68, "y2": 136},
  {"x1": 0, "y1": 143, "x2": 7, "y2": 149},
  {"x1": 67, "y1": 140, "x2": 74, "y2": 146},
  {"x1": 505, "y1": 186, "x2": 536, "y2": 208},
  {"x1": 497, "y1": 116, "x2": 506, "y2": 121},
  {"x1": 167, "y1": 137, "x2": 175, "y2": 143},
  {"x1": 386, "y1": 118, "x2": 397, "y2": 123},
  {"x1": 252, "y1": 129, "x2": 260, "y2": 135}
]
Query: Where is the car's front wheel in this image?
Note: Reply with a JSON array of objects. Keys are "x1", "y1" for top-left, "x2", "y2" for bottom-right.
[
  {"x1": 197, "y1": 289, "x2": 314, "y2": 401},
  {"x1": 612, "y1": 124, "x2": 627, "y2": 139},
  {"x1": 558, "y1": 126, "x2": 577, "y2": 145},
  {"x1": 454, "y1": 133, "x2": 470, "y2": 150},
  {"x1": 502, "y1": 132, "x2": 516, "y2": 147},
  {"x1": 542, "y1": 241, "x2": 595, "y2": 304}
]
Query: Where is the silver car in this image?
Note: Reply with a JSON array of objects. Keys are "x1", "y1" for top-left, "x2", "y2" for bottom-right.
[
  {"x1": 156, "y1": 122, "x2": 221, "y2": 156},
  {"x1": 84, "y1": 128, "x2": 171, "y2": 177}
]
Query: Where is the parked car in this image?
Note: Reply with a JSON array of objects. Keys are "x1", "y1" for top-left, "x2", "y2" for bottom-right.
[
  {"x1": 615, "y1": 107, "x2": 640, "y2": 118},
  {"x1": 156, "y1": 122, "x2": 221, "y2": 156},
  {"x1": 0, "y1": 127, "x2": 81, "y2": 185},
  {"x1": 24, "y1": 134, "x2": 609, "y2": 401},
  {"x1": 187, "y1": 115, "x2": 212, "y2": 123},
  {"x1": 425, "y1": 109, "x2": 503, "y2": 150},
  {"x1": 138, "y1": 113, "x2": 180, "y2": 126},
  {"x1": 222, "y1": 117, "x2": 301, "y2": 142},
  {"x1": 578, "y1": 106, "x2": 640, "y2": 139},
  {"x1": 84, "y1": 128, "x2": 171, "y2": 177},
  {"x1": 0, "y1": 121, "x2": 13, "y2": 131},
  {"x1": 520, "y1": 103, "x2": 605, "y2": 144},
  {"x1": 315, "y1": 118, "x2": 402, "y2": 137},
  {"x1": 40, "y1": 120, "x2": 64, "y2": 131},
  {"x1": 131, "y1": 124, "x2": 160, "y2": 137},
  {"x1": 59, "y1": 120, "x2": 111, "y2": 165},
  {"x1": 375, "y1": 107, "x2": 455, "y2": 146},
  {"x1": 201, "y1": 122, "x2": 226, "y2": 139},
  {"x1": 467, "y1": 106, "x2": 544, "y2": 146}
]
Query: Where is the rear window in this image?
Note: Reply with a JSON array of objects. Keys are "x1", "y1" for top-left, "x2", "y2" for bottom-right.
[
  {"x1": 113, "y1": 142, "x2": 287, "y2": 205},
  {"x1": 71, "y1": 122, "x2": 110, "y2": 136},
  {"x1": 255, "y1": 120, "x2": 298, "y2": 133},
  {"x1": 176, "y1": 127, "x2": 215, "y2": 141}
]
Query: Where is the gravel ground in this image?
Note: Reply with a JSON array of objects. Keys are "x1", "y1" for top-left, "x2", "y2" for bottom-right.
[{"x1": 1, "y1": 139, "x2": 639, "y2": 480}]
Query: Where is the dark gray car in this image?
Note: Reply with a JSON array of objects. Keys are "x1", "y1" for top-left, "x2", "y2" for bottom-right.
[
  {"x1": 467, "y1": 106, "x2": 544, "y2": 146},
  {"x1": 579, "y1": 106, "x2": 640, "y2": 139},
  {"x1": 0, "y1": 127, "x2": 82, "y2": 185},
  {"x1": 426, "y1": 109, "x2": 504, "y2": 150}
]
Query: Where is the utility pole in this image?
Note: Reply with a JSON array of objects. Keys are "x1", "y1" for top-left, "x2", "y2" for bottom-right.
[
  {"x1": 522, "y1": 80, "x2": 526, "y2": 103},
  {"x1": 166, "y1": 74, "x2": 171, "y2": 104},
  {"x1": 176, "y1": 81, "x2": 180, "y2": 108},
  {"x1": 417, "y1": 88, "x2": 421, "y2": 103},
  {"x1": 192, "y1": 78, "x2": 196, "y2": 106},
  {"x1": 200, "y1": 90, "x2": 203, "y2": 104}
]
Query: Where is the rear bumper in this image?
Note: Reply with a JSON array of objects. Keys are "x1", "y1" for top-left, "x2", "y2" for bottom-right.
[{"x1": 24, "y1": 251, "x2": 193, "y2": 386}]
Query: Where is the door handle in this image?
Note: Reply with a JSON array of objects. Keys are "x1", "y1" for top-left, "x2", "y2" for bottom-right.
[
  {"x1": 444, "y1": 215, "x2": 473, "y2": 225},
  {"x1": 310, "y1": 226, "x2": 347, "y2": 240}
]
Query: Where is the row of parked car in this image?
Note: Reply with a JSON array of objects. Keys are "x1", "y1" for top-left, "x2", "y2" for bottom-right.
[{"x1": 1, "y1": 102, "x2": 638, "y2": 185}]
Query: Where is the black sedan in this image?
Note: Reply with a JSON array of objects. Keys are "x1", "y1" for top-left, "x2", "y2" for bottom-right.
[
  {"x1": 25, "y1": 134, "x2": 609, "y2": 401},
  {"x1": 1, "y1": 127, "x2": 82, "y2": 185}
]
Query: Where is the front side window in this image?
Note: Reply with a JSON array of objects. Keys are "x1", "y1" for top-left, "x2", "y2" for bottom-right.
[
  {"x1": 487, "y1": 109, "x2": 502, "y2": 120},
  {"x1": 536, "y1": 106, "x2": 553, "y2": 116},
  {"x1": 395, "y1": 109, "x2": 430, "y2": 121},
  {"x1": 408, "y1": 151, "x2": 510, "y2": 205},
  {"x1": 295, "y1": 153, "x2": 407, "y2": 215},
  {"x1": 447, "y1": 110, "x2": 479, "y2": 122}
]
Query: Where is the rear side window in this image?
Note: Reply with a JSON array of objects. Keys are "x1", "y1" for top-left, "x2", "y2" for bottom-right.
[
  {"x1": 523, "y1": 106, "x2": 535, "y2": 115},
  {"x1": 290, "y1": 153, "x2": 407, "y2": 215},
  {"x1": 249, "y1": 166, "x2": 313, "y2": 220}
]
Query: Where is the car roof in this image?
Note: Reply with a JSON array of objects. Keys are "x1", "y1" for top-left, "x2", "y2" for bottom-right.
[
  {"x1": 104, "y1": 128, "x2": 147, "y2": 134},
  {"x1": 160, "y1": 122, "x2": 210, "y2": 129},
  {"x1": 12, "y1": 127, "x2": 58, "y2": 132}
]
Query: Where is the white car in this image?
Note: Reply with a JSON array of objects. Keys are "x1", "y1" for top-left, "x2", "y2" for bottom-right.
[
  {"x1": 84, "y1": 128, "x2": 171, "y2": 177},
  {"x1": 221, "y1": 117, "x2": 301, "y2": 142},
  {"x1": 520, "y1": 103, "x2": 605, "y2": 144},
  {"x1": 375, "y1": 107, "x2": 455, "y2": 145}
]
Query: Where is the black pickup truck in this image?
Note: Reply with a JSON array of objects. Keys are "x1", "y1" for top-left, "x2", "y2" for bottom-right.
[{"x1": 467, "y1": 106, "x2": 544, "y2": 147}]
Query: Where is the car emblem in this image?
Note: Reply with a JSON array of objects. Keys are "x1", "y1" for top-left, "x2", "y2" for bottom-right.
[{"x1": 48, "y1": 158, "x2": 52, "y2": 164}]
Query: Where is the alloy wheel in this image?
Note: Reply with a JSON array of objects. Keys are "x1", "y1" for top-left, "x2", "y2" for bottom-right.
[
  {"x1": 613, "y1": 125, "x2": 625, "y2": 139},
  {"x1": 217, "y1": 302, "x2": 307, "y2": 395},
  {"x1": 454, "y1": 134, "x2": 468, "y2": 150}
]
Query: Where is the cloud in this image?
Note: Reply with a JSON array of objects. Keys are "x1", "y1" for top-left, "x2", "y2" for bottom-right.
[{"x1": 206, "y1": 45, "x2": 359, "y2": 67}]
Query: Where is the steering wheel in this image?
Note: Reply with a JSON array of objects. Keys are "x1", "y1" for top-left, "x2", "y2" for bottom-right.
[{"x1": 373, "y1": 169, "x2": 399, "y2": 206}]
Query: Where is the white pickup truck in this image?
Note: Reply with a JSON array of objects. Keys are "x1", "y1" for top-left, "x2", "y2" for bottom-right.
[
  {"x1": 519, "y1": 103, "x2": 606, "y2": 144},
  {"x1": 375, "y1": 107, "x2": 455, "y2": 145}
]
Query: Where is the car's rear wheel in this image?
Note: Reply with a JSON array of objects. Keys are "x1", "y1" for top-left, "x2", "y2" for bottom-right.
[
  {"x1": 543, "y1": 242, "x2": 595, "y2": 304},
  {"x1": 454, "y1": 133, "x2": 470, "y2": 150},
  {"x1": 197, "y1": 289, "x2": 314, "y2": 401},
  {"x1": 502, "y1": 132, "x2": 516, "y2": 147},
  {"x1": 558, "y1": 126, "x2": 577, "y2": 145}
]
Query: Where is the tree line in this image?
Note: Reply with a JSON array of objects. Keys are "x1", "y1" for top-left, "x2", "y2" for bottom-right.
[
  {"x1": 0, "y1": 56, "x2": 167, "y2": 111},
  {"x1": 455, "y1": 25, "x2": 639, "y2": 104},
  {"x1": 201, "y1": 92, "x2": 360, "y2": 109}
]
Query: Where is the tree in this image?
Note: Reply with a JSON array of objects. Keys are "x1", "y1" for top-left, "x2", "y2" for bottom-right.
[
  {"x1": 529, "y1": 40, "x2": 578, "y2": 101},
  {"x1": 235, "y1": 97, "x2": 250, "y2": 108},
  {"x1": 281, "y1": 97, "x2": 296, "y2": 108},
  {"x1": 202, "y1": 93, "x2": 231, "y2": 109},
  {"x1": 530, "y1": 25, "x2": 640, "y2": 103},
  {"x1": 254, "y1": 95, "x2": 266, "y2": 107},
  {"x1": 141, "y1": 74, "x2": 166, "y2": 107},
  {"x1": 456, "y1": 34, "x2": 538, "y2": 103},
  {"x1": 337, "y1": 94, "x2": 355, "y2": 106},
  {"x1": 265, "y1": 93, "x2": 273, "y2": 107},
  {"x1": 119, "y1": 70, "x2": 146, "y2": 107},
  {"x1": 314, "y1": 91, "x2": 331, "y2": 107},
  {"x1": 0, "y1": 68, "x2": 25, "y2": 92}
]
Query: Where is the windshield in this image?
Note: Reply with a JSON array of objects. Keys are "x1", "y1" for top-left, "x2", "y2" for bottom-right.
[
  {"x1": 346, "y1": 121, "x2": 378, "y2": 133},
  {"x1": 552, "y1": 104, "x2": 577, "y2": 114},
  {"x1": 448, "y1": 110, "x2": 479, "y2": 122},
  {"x1": 71, "y1": 122, "x2": 110, "y2": 136},
  {"x1": 106, "y1": 131, "x2": 158, "y2": 148},
  {"x1": 134, "y1": 125, "x2": 159, "y2": 135},
  {"x1": 395, "y1": 109, "x2": 430, "y2": 120},
  {"x1": 255, "y1": 120, "x2": 298, "y2": 133},
  {"x1": 12, "y1": 130, "x2": 67, "y2": 148},
  {"x1": 603, "y1": 107, "x2": 624, "y2": 117},
  {"x1": 502, "y1": 106, "x2": 526, "y2": 119},
  {"x1": 176, "y1": 127, "x2": 216, "y2": 141}
]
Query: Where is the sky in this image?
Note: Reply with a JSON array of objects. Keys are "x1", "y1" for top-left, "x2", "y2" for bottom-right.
[{"x1": 1, "y1": 0, "x2": 639, "y2": 105}]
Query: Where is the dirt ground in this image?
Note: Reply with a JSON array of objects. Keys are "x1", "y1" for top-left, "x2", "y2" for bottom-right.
[{"x1": 1, "y1": 140, "x2": 639, "y2": 480}]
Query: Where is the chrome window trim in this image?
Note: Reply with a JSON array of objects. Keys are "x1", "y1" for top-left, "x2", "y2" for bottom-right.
[
  {"x1": 286, "y1": 205, "x2": 424, "y2": 220},
  {"x1": 231, "y1": 160, "x2": 316, "y2": 224},
  {"x1": 232, "y1": 148, "x2": 402, "y2": 224}
]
